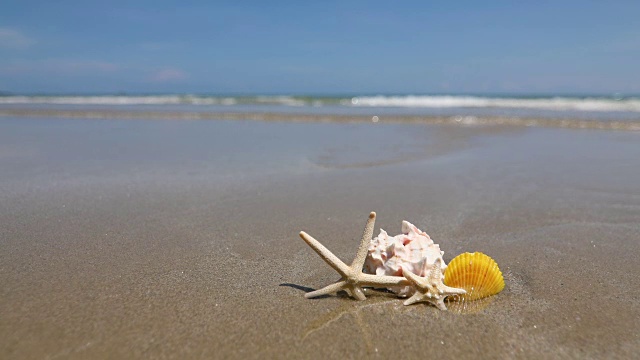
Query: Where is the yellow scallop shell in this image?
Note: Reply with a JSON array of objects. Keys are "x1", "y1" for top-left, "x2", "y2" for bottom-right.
[{"x1": 444, "y1": 252, "x2": 504, "y2": 301}]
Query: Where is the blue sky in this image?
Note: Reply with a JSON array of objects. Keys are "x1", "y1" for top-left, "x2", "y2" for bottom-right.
[{"x1": 1, "y1": 1, "x2": 639, "y2": 94}]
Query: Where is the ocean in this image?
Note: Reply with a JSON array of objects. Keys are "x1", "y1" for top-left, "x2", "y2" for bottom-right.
[{"x1": 1, "y1": 94, "x2": 639, "y2": 129}]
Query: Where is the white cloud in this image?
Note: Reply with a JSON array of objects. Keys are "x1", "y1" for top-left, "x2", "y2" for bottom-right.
[
  {"x1": 0, "y1": 28, "x2": 35, "y2": 49},
  {"x1": 148, "y1": 68, "x2": 189, "y2": 82}
]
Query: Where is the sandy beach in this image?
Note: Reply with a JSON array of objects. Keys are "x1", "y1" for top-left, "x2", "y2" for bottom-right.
[{"x1": 1, "y1": 114, "x2": 639, "y2": 358}]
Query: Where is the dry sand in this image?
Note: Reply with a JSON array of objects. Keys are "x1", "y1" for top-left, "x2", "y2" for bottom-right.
[{"x1": 1, "y1": 116, "x2": 639, "y2": 359}]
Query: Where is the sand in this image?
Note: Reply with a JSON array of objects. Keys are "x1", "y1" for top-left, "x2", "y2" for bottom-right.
[
  {"x1": 1, "y1": 115, "x2": 639, "y2": 359},
  {"x1": 2, "y1": 107, "x2": 640, "y2": 131}
]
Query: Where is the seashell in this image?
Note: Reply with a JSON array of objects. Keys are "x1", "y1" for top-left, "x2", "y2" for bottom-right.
[
  {"x1": 364, "y1": 220, "x2": 445, "y2": 296},
  {"x1": 444, "y1": 252, "x2": 504, "y2": 301}
]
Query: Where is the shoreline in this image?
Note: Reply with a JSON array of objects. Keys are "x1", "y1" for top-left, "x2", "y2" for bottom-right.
[{"x1": 1, "y1": 107, "x2": 640, "y2": 131}]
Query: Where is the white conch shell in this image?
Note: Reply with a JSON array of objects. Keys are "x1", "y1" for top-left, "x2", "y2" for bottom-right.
[{"x1": 363, "y1": 220, "x2": 446, "y2": 296}]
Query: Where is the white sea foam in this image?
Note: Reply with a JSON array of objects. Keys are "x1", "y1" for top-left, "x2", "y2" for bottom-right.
[
  {"x1": 0, "y1": 95, "x2": 301, "y2": 106},
  {"x1": 2, "y1": 95, "x2": 640, "y2": 113},
  {"x1": 0, "y1": 95, "x2": 193, "y2": 105},
  {"x1": 350, "y1": 95, "x2": 640, "y2": 112},
  {"x1": 255, "y1": 96, "x2": 306, "y2": 106}
]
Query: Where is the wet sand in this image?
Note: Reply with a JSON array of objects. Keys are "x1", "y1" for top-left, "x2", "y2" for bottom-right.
[
  {"x1": 2, "y1": 107, "x2": 640, "y2": 131},
  {"x1": 1, "y1": 116, "x2": 639, "y2": 358}
]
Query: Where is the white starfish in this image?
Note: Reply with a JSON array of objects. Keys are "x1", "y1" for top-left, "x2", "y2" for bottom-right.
[
  {"x1": 300, "y1": 212, "x2": 409, "y2": 300},
  {"x1": 402, "y1": 258, "x2": 466, "y2": 310}
]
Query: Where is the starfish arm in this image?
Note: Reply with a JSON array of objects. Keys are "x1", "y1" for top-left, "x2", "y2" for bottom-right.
[
  {"x1": 305, "y1": 281, "x2": 347, "y2": 299},
  {"x1": 431, "y1": 258, "x2": 444, "y2": 280},
  {"x1": 434, "y1": 299, "x2": 448, "y2": 311},
  {"x1": 442, "y1": 285, "x2": 466, "y2": 296},
  {"x1": 344, "y1": 287, "x2": 354, "y2": 298},
  {"x1": 403, "y1": 293, "x2": 424, "y2": 306},
  {"x1": 346, "y1": 285, "x2": 367, "y2": 301},
  {"x1": 300, "y1": 231, "x2": 350, "y2": 277},
  {"x1": 402, "y1": 269, "x2": 426, "y2": 290},
  {"x1": 359, "y1": 274, "x2": 409, "y2": 287},
  {"x1": 350, "y1": 212, "x2": 376, "y2": 270}
]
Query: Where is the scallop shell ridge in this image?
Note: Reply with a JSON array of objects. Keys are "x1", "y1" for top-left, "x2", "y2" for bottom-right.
[{"x1": 444, "y1": 252, "x2": 504, "y2": 301}]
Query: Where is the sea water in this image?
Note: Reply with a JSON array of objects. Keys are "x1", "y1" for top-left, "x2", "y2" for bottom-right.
[{"x1": 1, "y1": 93, "x2": 639, "y2": 122}]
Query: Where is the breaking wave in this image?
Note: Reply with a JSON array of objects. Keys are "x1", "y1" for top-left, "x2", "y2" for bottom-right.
[
  {"x1": 349, "y1": 95, "x2": 640, "y2": 112},
  {"x1": 0, "y1": 95, "x2": 307, "y2": 106},
  {"x1": 1, "y1": 94, "x2": 639, "y2": 115}
]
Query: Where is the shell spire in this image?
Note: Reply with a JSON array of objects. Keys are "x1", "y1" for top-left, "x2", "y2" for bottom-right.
[{"x1": 363, "y1": 220, "x2": 447, "y2": 296}]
